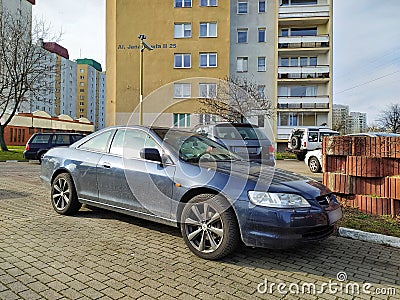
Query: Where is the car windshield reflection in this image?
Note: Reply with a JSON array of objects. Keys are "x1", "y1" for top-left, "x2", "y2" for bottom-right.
[{"x1": 153, "y1": 128, "x2": 241, "y2": 163}]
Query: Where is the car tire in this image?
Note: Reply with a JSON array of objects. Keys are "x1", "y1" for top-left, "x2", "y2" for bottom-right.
[
  {"x1": 180, "y1": 194, "x2": 239, "y2": 260},
  {"x1": 38, "y1": 151, "x2": 47, "y2": 164},
  {"x1": 290, "y1": 136, "x2": 301, "y2": 150},
  {"x1": 308, "y1": 157, "x2": 322, "y2": 173},
  {"x1": 51, "y1": 173, "x2": 81, "y2": 215}
]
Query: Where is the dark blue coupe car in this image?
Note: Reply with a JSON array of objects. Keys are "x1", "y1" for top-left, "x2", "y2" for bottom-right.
[{"x1": 40, "y1": 126, "x2": 342, "y2": 260}]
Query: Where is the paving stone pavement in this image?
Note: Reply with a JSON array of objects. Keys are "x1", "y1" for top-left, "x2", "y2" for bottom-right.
[{"x1": 0, "y1": 162, "x2": 399, "y2": 300}]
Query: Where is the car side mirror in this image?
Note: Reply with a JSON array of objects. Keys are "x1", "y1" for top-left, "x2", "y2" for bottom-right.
[{"x1": 140, "y1": 148, "x2": 162, "y2": 163}]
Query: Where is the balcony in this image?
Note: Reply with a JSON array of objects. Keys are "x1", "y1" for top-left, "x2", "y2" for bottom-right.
[
  {"x1": 278, "y1": 65, "x2": 329, "y2": 80},
  {"x1": 279, "y1": 4, "x2": 330, "y2": 19},
  {"x1": 278, "y1": 35, "x2": 329, "y2": 49},
  {"x1": 277, "y1": 96, "x2": 329, "y2": 110}
]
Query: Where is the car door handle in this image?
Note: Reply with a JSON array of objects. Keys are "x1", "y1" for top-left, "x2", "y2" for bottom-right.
[{"x1": 102, "y1": 162, "x2": 111, "y2": 169}]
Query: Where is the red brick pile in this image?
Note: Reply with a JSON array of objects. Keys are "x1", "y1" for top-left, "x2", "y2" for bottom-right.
[{"x1": 322, "y1": 136, "x2": 400, "y2": 217}]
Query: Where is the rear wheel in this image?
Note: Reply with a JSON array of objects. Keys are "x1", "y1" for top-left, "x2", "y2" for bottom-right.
[
  {"x1": 308, "y1": 157, "x2": 321, "y2": 173},
  {"x1": 51, "y1": 173, "x2": 81, "y2": 215},
  {"x1": 180, "y1": 194, "x2": 239, "y2": 260},
  {"x1": 38, "y1": 151, "x2": 47, "y2": 164}
]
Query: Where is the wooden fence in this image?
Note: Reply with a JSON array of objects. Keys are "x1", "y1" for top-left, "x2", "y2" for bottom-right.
[{"x1": 322, "y1": 136, "x2": 400, "y2": 217}]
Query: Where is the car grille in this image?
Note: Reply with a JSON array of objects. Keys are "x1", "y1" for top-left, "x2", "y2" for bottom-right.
[{"x1": 302, "y1": 225, "x2": 335, "y2": 240}]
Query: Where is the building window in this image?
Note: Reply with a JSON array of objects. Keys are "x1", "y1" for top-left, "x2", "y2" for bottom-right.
[
  {"x1": 281, "y1": 0, "x2": 317, "y2": 6},
  {"x1": 174, "y1": 23, "x2": 192, "y2": 38},
  {"x1": 237, "y1": 29, "x2": 248, "y2": 43},
  {"x1": 199, "y1": 22, "x2": 217, "y2": 37},
  {"x1": 174, "y1": 83, "x2": 191, "y2": 98},
  {"x1": 237, "y1": 0, "x2": 248, "y2": 14},
  {"x1": 258, "y1": 28, "x2": 266, "y2": 42},
  {"x1": 290, "y1": 27, "x2": 317, "y2": 36},
  {"x1": 199, "y1": 83, "x2": 217, "y2": 98},
  {"x1": 199, "y1": 53, "x2": 217, "y2": 67},
  {"x1": 174, "y1": 54, "x2": 191, "y2": 68},
  {"x1": 175, "y1": 0, "x2": 192, "y2": 7},
  {"x1": 80, "y1": 102, "x2": 84, "y2": 105},
  {"x1": 259, "y1": 1, "x2": 266, "y2": 12},
  {"x1": 257, "y1": 85, "x2": 266, "y2": 99},
  {"x1": 236, "y1": 57, "x2": 248, "y2": 72},
  {"x1": 200, "y1": 0, "x2": 217, "y2": 6},
  {"x1": 279, "y1": 56, "x2": 318, "y2": 67},
  {"x1": 80, "y1": 76, "x2": 84, "y2": 79},
  {"x1": 80, "y1": 82, "x2": 84, "y2": 86},
  {"x1": 258, "y1": 57, "x2": 266, "y2": 72},
  {"x1": 80, "y1": 89, "x2": 85, "y2": 92},
  {"x1": 80, "y1": 109, "x2": 84, "y2": 113},
  {"x1": 173, "y1": 113, "x2": 191, "y2": 128},
  {"x1": 80, "y1": 69, "x2": 84, "y2": 73}
]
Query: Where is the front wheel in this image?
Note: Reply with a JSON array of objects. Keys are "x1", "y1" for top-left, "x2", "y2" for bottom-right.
[
  {"x1": 308, "y1": 157, "x2": 322, "y2": 173},
  {"x1": 180, "y1": 194, "x2": 239, "y2": 260},
  {"x1": 51, "y1": 173, "x2": 81, "y2": 215}
]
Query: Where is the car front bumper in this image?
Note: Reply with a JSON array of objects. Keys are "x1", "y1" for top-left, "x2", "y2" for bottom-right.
[{"x1": 237, "y1": 201, "x2": 342, "y2": 249}]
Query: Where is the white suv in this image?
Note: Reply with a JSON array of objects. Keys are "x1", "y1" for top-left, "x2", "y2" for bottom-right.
[{"x1": 287, "y1": 127, "x2": 339, "y2": 161}]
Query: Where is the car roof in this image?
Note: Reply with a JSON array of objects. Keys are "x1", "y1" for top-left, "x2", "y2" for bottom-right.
[{"x1": 33, "y1": 132, "x2": 84, "y2": 135}]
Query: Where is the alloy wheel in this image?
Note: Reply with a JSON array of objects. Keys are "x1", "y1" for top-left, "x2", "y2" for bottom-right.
[
  {"x1": 184, "y1": 202, "x2": 224, "y2": 253},
  {"x1": 52, "y1": 177, "x2": 71, "y2": 211}
]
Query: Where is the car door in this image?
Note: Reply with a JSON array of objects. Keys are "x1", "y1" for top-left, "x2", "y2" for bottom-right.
[
  {"x1": 73, "y1": 129, "x2": 115, "y2": 202},
  {"x1": 97, "y1": 128, "x2": 175, "y2": 219}
]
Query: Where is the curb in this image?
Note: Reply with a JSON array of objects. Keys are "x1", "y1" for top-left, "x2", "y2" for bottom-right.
[
  {"x1": 338, "y1": 227, "x2": 400, "y2": 248},
  {"x1": 0, "y1": 160, "x2": 37, "y2": 163}
]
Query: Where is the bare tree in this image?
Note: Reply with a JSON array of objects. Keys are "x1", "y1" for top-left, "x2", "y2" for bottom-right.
[
  {"x1": 377, "y1": 104, "x2": 400, "y2": 133},
  {"x1": 367, "y1": 122, "x2": 383, "y2": 133},
  {"x1": 332, "y1": 118, "x2": 346, "y2": 135},
  {"x1": 0, "y1": 11, "x2": 59, "y2": 151},
  {"x1": 197, "y1": 76, "x2": 273, "y2": 123}
]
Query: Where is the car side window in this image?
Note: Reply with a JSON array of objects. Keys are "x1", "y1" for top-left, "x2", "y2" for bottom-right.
[
  {"x1": 31, "y1": 134, "x2": 51, "y2": 144},
  {"x1": 78, "y1": 130, "x2": 113, "y2": 153},
  {"x1": 308, "y1": 132, "x2": 318, "y2": 142},
  {"x1": 53, "y1": 135, "x2": 70, "y2": 145},
  {"x1": 109, "y1": 129, "x2": 161, "y2": 159},
  {"x1": 70, "y1": 135, "x2": 84, "y2": 143}
]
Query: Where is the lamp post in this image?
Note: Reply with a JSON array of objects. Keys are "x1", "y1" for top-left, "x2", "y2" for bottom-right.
[{"x1": 137, "y1": 34, "x2": 153, "y2": 125}]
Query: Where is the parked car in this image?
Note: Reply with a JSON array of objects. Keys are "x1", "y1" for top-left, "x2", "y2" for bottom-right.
[
  {"x1": 287, "y1": 127, "x2": 339, "y2": 161},
  {"x1": 40, "y1": 126, "x2": 342, "y2": 260},
  {"x1": 193, "y1": 123, "x2": 275, "y2": 165},
  {"x1": 24, "y1": 132, "x2": 85, "y2": 163},
  {"x1": 305, "y1": 149, "x2": 323, "y2": 173}
]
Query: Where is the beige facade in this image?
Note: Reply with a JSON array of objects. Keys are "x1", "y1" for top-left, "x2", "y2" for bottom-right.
[{"x1": 106, "y1": 0, "x2": 231, "y2": 127}]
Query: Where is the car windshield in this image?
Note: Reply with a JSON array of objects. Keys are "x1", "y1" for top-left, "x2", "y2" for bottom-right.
[
  {"x1": 153, "y1": 128, "x2": 242, "y2": 163},
  {"x1": 214, "y1": 125, "x2": 268, "y2": 140}
]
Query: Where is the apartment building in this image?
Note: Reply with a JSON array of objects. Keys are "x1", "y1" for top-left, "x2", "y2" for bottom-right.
[
  {"x1": 76, "y1": 59, "x2": 106, "y2": 130},
  {"x1": 25, "y1": 41, "x2": 78, "y2": 118},
  {"x1": 332, "y1": 104, "x2": 349, "y2": 135},
  {"x1": 106, "y1": 0, "x2": 333, "y2": 147},
  {"x1": 0, "y1": 0, "x2": 35, "y2": 16},
  {"x1": 348, "y1": 112, "x2": 367, "y2": 134}
]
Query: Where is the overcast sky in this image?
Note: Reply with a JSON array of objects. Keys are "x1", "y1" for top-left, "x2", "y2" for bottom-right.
[{"x1": 33, "y1": 0, "x2": 400, "y2": 124}]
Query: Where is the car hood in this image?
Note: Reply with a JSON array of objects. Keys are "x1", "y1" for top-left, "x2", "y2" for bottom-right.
[{"x1": 205, "y1": 160, "x2": 331, "y2": 199}]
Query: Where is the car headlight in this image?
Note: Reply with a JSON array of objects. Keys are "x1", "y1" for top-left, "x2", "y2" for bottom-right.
[{"x1": 248, "y1": 191, "x2": 311, "y2": 208}]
